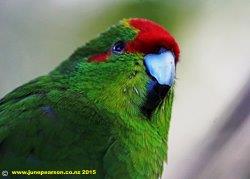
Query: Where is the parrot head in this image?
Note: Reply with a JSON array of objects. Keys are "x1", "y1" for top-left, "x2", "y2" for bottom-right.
[{"x1": 57, "y1": 18, "x2": 180, "y2": 119}]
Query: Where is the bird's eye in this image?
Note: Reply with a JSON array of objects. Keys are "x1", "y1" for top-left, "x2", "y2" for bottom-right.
[{"x1": 112, "y1": 41, "x2": 125, "y2": 54}]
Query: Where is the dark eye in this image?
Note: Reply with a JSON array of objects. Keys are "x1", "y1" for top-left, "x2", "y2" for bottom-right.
[{"x1": 112, "y1": 41, "x2": 125, "y2": 54}]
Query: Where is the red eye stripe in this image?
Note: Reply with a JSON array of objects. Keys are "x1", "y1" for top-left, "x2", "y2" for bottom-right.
[{"x1": 88, "y1": 51, "x2": 111, "y2": 62}]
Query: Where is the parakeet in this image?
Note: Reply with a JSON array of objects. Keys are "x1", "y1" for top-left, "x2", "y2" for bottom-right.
[{"x1": 0, "y1": 18, "x2": 179, "y2": 178}]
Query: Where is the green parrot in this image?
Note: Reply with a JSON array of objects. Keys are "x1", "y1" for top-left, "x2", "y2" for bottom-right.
[{"x1": 0, "y1": 18, "x2": 179, "y2": 178}]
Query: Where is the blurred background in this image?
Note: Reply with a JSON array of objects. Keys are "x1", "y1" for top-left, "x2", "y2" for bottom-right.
[{"x1": 0, "y1": 0, "x2": 249, "y2": 178}]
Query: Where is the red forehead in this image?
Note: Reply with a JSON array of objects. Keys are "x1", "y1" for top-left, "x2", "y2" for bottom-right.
[{"x1": 126, "y1": 18, "x2": 180, "y2": 61}]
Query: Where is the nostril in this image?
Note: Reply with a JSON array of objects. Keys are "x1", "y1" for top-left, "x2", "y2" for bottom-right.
[{"x1": 158, "y1": 47, "x2": 167, "y2": 54}]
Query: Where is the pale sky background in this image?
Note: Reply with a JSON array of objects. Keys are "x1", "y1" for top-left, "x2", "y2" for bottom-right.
[
  {"x1": 0, "y1": 0, "x2": 249, "y2": 178},
  {"x1": 165, "y1": 1, "x2": 250, "y2": 178}
]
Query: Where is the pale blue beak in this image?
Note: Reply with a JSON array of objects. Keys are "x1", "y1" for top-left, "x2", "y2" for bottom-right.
[{"x1": 144, "y1": 50, "x2": 175, "y2": 86}]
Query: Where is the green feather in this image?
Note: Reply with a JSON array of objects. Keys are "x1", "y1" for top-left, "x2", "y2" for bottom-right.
[{"x1": 0, "y1": 19, "x2": 175, "y2": 179}]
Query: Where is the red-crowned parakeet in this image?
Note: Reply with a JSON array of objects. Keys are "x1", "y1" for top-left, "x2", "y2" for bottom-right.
[{"x1": 0, "y1": 18, "x2": 180, "y2": 179}]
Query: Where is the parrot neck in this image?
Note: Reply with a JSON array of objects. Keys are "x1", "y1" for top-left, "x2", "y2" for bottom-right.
[{"x1": 102, "y1": 88, "x2": 174, "y2": 178}]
